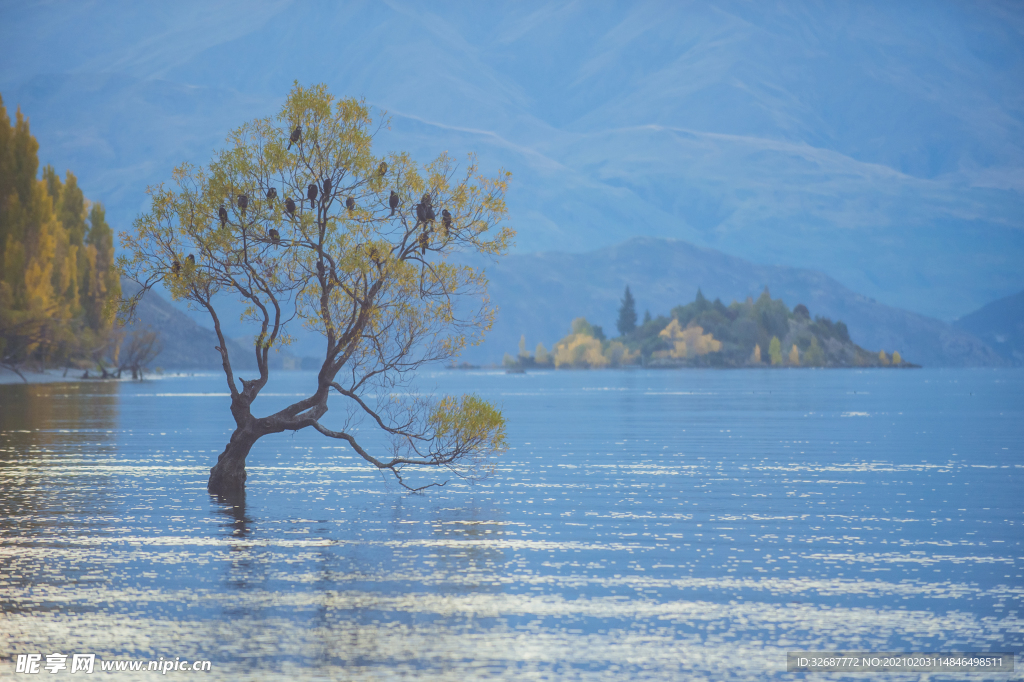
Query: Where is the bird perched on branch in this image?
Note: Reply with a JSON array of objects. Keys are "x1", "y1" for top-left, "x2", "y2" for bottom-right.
[
  {"x1": 219, "y1": 205, "x2": 228, "y2": 227},
  {"x1": 268, "y1": 229, "x2": 280, "y2": 244},
  {"x1": 415, "y1": 201, "x2": 426, "y2": 226},
  {"x1": 418, "y1": 231, "x2": 429, "y2": 255},
  {"x1": 285, "y1": 197, "x2": 296, "y2": 218},
  {"x1": 187, "y1": 254, "x2": 195, "y2": 265},
  {"x1": 172, "y1": 260, "x2": 181, "y2": 275},
  {"x1": 378, "y1": 161, "x2": 387, "y2": 176},
  {"x1": 289, "y1": 125, "x2": 302, "y2": 149},
  {"x1": 441, "y1": 209, "x2": 452, "y2": 238},
  {"x1": 266, "y1": 187, "x2": 277, "y2": 202},
  {"x1": 389, "y1": 190, "x2": 399, "y2": 216},
  {"x1": 237, "y1": 194, "x2": 248, "y2": 212},
  {"x1": 346, "y1": 197, "x2": 355, "y2": 211},
  {"x1": 307, "y1": 183, "x2": 318, "y2": 208},
  {"x1": 425, "y1": 203, "x2": 436, "y2": 223},
  {"x1": 322, "y1": 177, "x2": 332, "y2": 200}
]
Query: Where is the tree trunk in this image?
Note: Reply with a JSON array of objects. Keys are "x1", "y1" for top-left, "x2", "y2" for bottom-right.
[{"x1": 208, "y1": 427, "x2": 260, "y2": 495}]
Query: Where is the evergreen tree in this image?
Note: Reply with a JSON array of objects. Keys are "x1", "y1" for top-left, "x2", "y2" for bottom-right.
[
  {"x1": 616, "y1": 285, "x2": 637, "y2": 336},
  {"x1": 694, "y1": 287, "x2": 709, "y2": 313}
]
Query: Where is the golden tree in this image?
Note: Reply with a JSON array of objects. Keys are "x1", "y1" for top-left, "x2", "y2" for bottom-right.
[
  {"x1": 789, "y1": 343, "x2": 800, "y2": 365},
  {"x1": 119, "y1": 84, "x2": 513, "y2": 495}
]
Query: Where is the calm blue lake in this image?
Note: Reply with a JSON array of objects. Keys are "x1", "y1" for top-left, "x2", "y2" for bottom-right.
[{"x1": 1, "y1": 368, "x2": 1021, "y2": 680}]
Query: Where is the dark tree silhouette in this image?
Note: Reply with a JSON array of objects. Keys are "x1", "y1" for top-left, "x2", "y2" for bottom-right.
[{"x1": 617, "y1": 285, "x2": 637, "y2": 336}]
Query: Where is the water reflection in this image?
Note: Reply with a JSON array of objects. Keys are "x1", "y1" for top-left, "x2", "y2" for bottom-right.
[
  {"x1": 0, "y1": 370, "x2": 1021, "y2": 679},
  {"x1": 0, "y1": 382, "x2": 122, "y2": 605}
]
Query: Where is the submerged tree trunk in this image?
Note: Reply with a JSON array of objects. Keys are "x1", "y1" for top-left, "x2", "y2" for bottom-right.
[{"x1": 208, "y1": 426, "x2": 260, "y2": 495}]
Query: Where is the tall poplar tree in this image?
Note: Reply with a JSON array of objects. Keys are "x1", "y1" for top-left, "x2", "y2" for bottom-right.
[{"x1": 0, "y1": 93, "x2": 119, "y2": 375}]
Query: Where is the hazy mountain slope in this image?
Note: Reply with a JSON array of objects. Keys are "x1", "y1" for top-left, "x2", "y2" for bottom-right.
[
  {"x1": 123, "y1": 282, "x2": 255, "y2": 371},
  {"x1": 465, "y1": 238, "x2": 1004, "y2": 367},
  {"x1": 2, "y1": 0, "x2": 1022, "y2": 321},
  {"x1": 953, "y1": 289, "x2": 1024, "y2": 364}
]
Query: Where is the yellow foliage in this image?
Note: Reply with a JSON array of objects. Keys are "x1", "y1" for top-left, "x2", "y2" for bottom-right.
[
  {"x1": 879, "y1": 350, "x2": 890, "y2": 366},
  {"x1": 892, "y1": 350, "x2": 902, "y2": 365},
  {"x1": 652, "y1": 319, "x2": 721, "y2": 360},
  {"x1": 789, "y1": 344, "x2": 800, "y2": 365},
  {"x1": 553, "y1": 333, "x2": 608, "y2": 368},
  {"x1": 750, "y1": 343, "x2": 761, "y2": 364},
  {"x1": 429, "y1": 394, "x2": 508, "y2": 464},
  {"x1": 0, "y1": 99, "x2": 119, "y2": 368}
]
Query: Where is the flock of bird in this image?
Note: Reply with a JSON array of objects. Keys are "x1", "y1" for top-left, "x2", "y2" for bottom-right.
[{"x1": 171, "y1": 126, "x2": 450, "y2": 277}]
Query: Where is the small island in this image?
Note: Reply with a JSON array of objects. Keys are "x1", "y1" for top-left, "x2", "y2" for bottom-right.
[{"x1": 504, "y1": 287, "x2": 915, "y2": 369}]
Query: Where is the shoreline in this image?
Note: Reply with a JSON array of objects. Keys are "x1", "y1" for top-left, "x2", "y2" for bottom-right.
[
  {"x1": 0, "y1": 368, "x2": 204, "y2": 386},
  {"x1": 0, "y1": 368, "x2": 98, "y2": 386}
]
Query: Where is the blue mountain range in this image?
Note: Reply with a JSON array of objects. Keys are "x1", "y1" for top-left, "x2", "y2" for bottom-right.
[{"x1": 2, "y1": 1, "x2": 1021, "y2": 335}]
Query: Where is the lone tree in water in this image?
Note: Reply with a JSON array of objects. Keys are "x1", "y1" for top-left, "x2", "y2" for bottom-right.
[{"x1": 119, "y1": 83, "x2": 513, "y2": 495}]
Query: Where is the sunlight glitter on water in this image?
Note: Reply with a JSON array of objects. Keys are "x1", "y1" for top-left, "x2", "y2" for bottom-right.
[{"x1": 1, "y1": 368, "x2": 1021, "y2": 680}]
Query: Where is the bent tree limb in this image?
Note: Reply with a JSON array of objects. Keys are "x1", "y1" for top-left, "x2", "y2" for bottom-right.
[{"x1": 118, "y1": 82, "x2": 513, "y2": 496}]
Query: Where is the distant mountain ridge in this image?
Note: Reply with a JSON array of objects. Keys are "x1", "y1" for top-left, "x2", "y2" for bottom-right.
[
  {"x1": 124, "y1": 281, "x2": 317, "y2": 371},
  {"x1": 464, "y1": 237, "x2": 1006, "y2": 367},
  {"x1": 123, "y1": 280, "x2": 254, "y2": 371},
  {"x1": 953, "y1": 289, "x2": 1024, "y2": 365},
  {"x1": 2, "y1": 1, "x2": 1022, "y2": 321}
]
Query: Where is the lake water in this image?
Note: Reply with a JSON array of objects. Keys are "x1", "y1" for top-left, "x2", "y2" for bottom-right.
[{"x1": 1, "y1": 368, "x2": 1021, "y2": 680}]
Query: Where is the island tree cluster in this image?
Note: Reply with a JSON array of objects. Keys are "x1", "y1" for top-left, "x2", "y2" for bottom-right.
[{"x1": 508, "y1": 288, "x2": 908, "y2": 369}]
